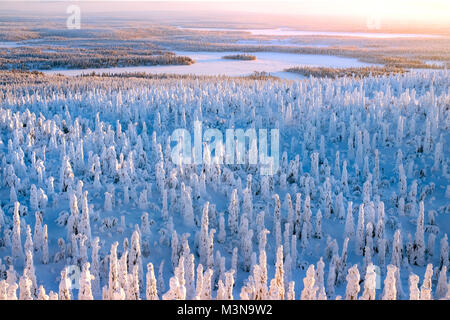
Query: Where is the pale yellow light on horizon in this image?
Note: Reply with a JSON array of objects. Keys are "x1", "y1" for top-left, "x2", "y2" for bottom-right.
[
  {"x1": 2, "y1": 0, "x2": 449, "y2": 29},
  {"x1": 102, "y1": 0, "x2": 450, "y2": 25}
]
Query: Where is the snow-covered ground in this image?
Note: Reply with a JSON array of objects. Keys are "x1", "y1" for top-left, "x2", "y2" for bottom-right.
[
  {"x1": 42, "y1": 51, "x2": 376, "y2": 79},
  {"x1": 0, "y1": 70, "x2": 448, "y2": 300}
]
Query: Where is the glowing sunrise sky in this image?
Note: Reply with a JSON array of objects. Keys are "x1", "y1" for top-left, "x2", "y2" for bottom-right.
[{"x1": 1, "y1": 0, "x2": 449, "y2": 34}]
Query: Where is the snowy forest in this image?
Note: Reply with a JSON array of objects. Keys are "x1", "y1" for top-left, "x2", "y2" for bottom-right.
[{"x1": 0, "y1": 68, "x2": 448, "y2": 300}]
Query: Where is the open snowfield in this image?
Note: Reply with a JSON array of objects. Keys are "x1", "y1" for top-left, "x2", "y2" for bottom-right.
[
  {"x1": 42, "y1": 51, "x2": 376, "y2": 79},
  {"x1": 0, "y1": 69, "x2": 448, "y2": 300}
]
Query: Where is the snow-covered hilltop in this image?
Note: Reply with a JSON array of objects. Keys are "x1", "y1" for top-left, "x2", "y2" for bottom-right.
[{"x1": 0, "y1": 70, "x2": 448, "y2": 300}]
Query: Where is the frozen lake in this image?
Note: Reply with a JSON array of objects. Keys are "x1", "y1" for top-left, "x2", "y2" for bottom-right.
[
  {"x1": 177, "y1": 27, "x2": 442, "y2": 39},
  {"x1": 42, "y1": 51, "x2": 377, "y2": 79}
]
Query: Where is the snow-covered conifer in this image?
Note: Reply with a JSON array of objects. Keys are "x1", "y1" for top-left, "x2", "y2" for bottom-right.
[
  {"x1": 355, "y1": 204, "x2": 365, "y2": 255},
  {"x1": 419, "y1": 264, "x2": 433, "y2": 300},
  {"x1": 185, "y1": 254, "x2": 195, "y2": 299},
  {"x1": 78, "y1": 262, "x2": 94, "y2": 300},
  {"x1": 228, "y1": 189, "x2": 239, "y2": 235},
  {"x1": 361, "y1": 263, "x2": 376, "y2": 300},
  {"x1": 200, "y1": 202, "x2": 210, "y2": 267},
  {"x1": 33, "y1": 211, "x2": 43, "y2": 254},
  {"x1": 80, "y1": 191, "x2": 92, "y2": 242},
  {"x1": 91, "y1": 237, "x2": 101, "y2": 294},
  {"x1": 19, "y1": 275, "x2": 33, "y2": 300},
  {"x1": 436, "y1": 266, "x2": 448, "y2": 299},
  {"x1": 391, "y1": 229, "x2": 403, "y2": 268},
  {"x1": 381, "y1": 265, "x2": 397, "y2": 300},
  {"x1": 301, "y1": 264, "x2": 317, "y2": 300},
  {"x1": 59, "y1": 268, "x2": 72, "y2": 300},
  {"x1": 413, "y1": 201, "x2": 426, "y2": 266},
  {"x1": 426, "y1": 233, "x2": 436, "y2": 263},
  {"x1": 12, "y1": 202, "x2": 23, "y2": 262},
  {"x1": 141, "y1": 212, "x2": 151, "y2": 236},
  {"x1": 344, "y1": 201, "x2": 354, "y2": 239},
  {"x1": 440, "y1": 234, "x2": 449, "y2": 270},
  {"x1": 157, "y1": 261, "x2": 165, "y2": 294},
  {"x1": 37, "y1": 285, "x2": 49, "y2": 300},
  {"x1": 146, "y1": 263, "x2": 158, "y2": 300},
  {"x1": 314, "y1": 210, "x2": 323, "y2": 239},
  {"x1": 409, "y1": 273, "x2": 420, "y2": 300},
  {"x1": 344, "y1": 265, "x2": 360, "y2": 300},
  {"x1": 129, "y1": 229, "x2": 143, "y2": 287}
]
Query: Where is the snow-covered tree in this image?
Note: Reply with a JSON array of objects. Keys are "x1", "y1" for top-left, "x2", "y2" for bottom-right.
[
  {"x1": 344, "y1": 265, "x2": 360, "y2": 300},
  {"x1": 361, "y1": 263, "x2": 376, "y2": 300},
  {"x1": 301, "y1": 264, "x2": 317, "y2": 300},
  {"x1": 79, "y1": 262, "x2": 94, "y2": 300},
  {"x1": 228, "y1": 189, "x2": 239, "y2": 235},
  {"x1": 12, "y1": 202, "x2": 23, "y2": 262},
  {"x1": 419, "y1": 264, "x2": 433, "y2": 300},
  {"x1": 381, "y1": 265, "x2": 397, "y2": 300},
  {"x1": 146, "y1": 262, "x2": 158, "y2": 300}
]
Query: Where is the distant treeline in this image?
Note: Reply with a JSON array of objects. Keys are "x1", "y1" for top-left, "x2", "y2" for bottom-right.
[{"x1": 0, "y1": 47, "x2": 195, "y2": 70}]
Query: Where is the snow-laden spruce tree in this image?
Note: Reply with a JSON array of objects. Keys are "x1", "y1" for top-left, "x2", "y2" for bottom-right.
[
  {"x1": 79, "y1": 191, "x2": 92, "y2": 243},
  {"x1": 314, "y1": 210, "x2": 323, "y2": 239},
  {"x1": 59, "y1": 268, "x2": 72, "y2": 300},
  {"x1": 301, "y1": 264, "x2": 317, "y2": 300},
  {"x1": 199, "y1": 202, "x2": 210, "y2": 267},
  {"x1": 391, "y1": 229, "x2": 403, "y2": 268},
  {"x1": 181, "y1": 185, "x2": 194, "y2": 227},
  {"x1": 243, "y1": 187, "x2": 253, "y2": 224},
  {"x1": 241, "y1": 217, "x2": 254, "y2": 272},
  {"x1": 315, "y1": 257, "x2": 325, "y2": 295},
  {"x1": 127, "y1": 265, "x2": 140, "y2": 300},
  {"x1": 78, "y1": 262, "x2": 94, "y2": 300},
  {"x1": 19, "y1": 275, "x2": 33, "y2": 300},
  {"x1": 146, "y1": 262, "x2": 158, "y2": 300},
  {"x1": 381, "y1": 265, "x2": 397, "y2": 300},
  {"x1": 185, "y1": 253, "x2": 195, "y2": 299},
  {"x1": 37, "y1": 285, "x2": 49, "y2": 300},
  {"x1": 23, "y1": 249, "x2": 37, "y2": 298},
  {"x1": 440, "y1": 234, "x2": 449, "y2": 270},
  {"x1": 344, "y1": 265, "x2": 360, "y2": 300},
  {"x1": 361, "y1": 263, "x2": 377, "y2": 300},
  {"x1": 408, "y1": 273, "x2": 420, "y2": 300},
  {"x1": 435, "y1": 266, "x2": 448, "y2": 299},
  {"x1": 60, "y1": 156, "x2": 74, "y2": 193},
  {"x1": 12, "y1": 202, "x2": 23, "y2": 263},
  {"x1": 228, "y1": 189, "x2": 239, "y2": 235},
  {"x1": 171, "y1": 230, "x2": 180, "y2": 271},
  {"x1": 344, "y1": 201, "x2": 354, "y2": 239},
  {"x1": 129, "y1": 229, "x2": 143, "y2": 288},
  {"x1": 33, "y1": 211, "x2": 43, "y2": 254},
  {"x1": 272, "y1": 246, "x2": 285, "y2": 300},
  {"x1": 355, "y1": 204, "x2": 365, "y2": 256},
  {"x1": 107, "y1": 242, "x2": 125, "y2": 300},
  {"x1": 413, "y1": 201, "x2": 426, "y2": 266},
  {"x1": 91, "y1": 237, "x2": 101, "y2": 295},
  {"x1": 419, "y1": 264, "x2": 433, "y2": 300}
]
